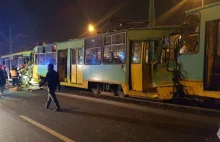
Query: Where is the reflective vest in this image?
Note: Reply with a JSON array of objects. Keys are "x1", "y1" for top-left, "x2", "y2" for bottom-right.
[{"x1": 10, "y1": 70, "x2": 17, "y2": 77}]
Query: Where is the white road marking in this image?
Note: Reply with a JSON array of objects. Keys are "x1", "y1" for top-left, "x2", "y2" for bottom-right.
[{"x1": 20, "y1": 115, "x2": 75, "y2": 142}]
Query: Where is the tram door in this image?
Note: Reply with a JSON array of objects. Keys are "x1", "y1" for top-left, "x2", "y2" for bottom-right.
[
  {"x1": 204, "y1": 20, "x2": 220, "y2": 91},
  {"x1": 71, "y1": 48, "x2": 83, "y2": 84},
  {"x1": 130, "y1": 41, "x2": 152, "y2": 92},
  {"x1": 57, "y1": 49, "x2": 67, "y2": 82}
]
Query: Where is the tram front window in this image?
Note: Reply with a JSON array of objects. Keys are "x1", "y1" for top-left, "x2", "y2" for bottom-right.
[
  {"x1": 132, "y1": 42, "x2": 142, "y2": 64},
  {"x1": 179, "y1": 12, "x2": 200, "y2": 54}
]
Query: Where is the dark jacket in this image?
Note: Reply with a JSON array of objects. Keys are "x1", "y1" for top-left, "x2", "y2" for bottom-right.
[
  {"x1": 0, "y1": 68, "x2": 4, "y2": 80},
  {"x1": 41, "y1": 70, "x2": 60, "y2": 90},
  {"x1": 0, "y1": 68, "x2": 4, "y2": 86},
  {"x1": 3, "y1": 70, "x2": 8, "y2": 79}
]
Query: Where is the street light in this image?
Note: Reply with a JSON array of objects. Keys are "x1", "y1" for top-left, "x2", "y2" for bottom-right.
[{"x1": 88, "y1": 24, "x2": 95, "y2": 32}]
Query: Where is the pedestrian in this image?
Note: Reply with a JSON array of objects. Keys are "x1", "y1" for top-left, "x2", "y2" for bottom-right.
[
  {"x1": 2, "y1": 65, "x2": 8, "y2": 89},
  {"x1": 39, "y1": 63, "x2": 61, "y2": 111},
  {"x1": 9, "y1": 65, "x2": 19, "y2": 87},
  {"x1": 0, "y1": 64, "x2": 4, "y2": 94}
]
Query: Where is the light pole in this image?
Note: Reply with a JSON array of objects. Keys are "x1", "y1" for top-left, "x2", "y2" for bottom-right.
[
  {"x1": 0, "y1": 26, "x2": 28, "y2": 54},
  {"x1": 148, "y1": 0, "x2": 155, "y2": 27}
]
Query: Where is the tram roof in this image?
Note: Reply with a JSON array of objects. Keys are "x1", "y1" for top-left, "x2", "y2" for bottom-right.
[
  {"x1": 76, "y1": 25, "x2": 181, "y2": 40},
  {"x1": 33, "y1": 44, "x2": 55, "y2": 51},
  {"x1": 186, "y1": 1, "x2": 220, "y2": 15},
  {"x1": 1, "y1": 50, "x2": 32, "y2": 58}
]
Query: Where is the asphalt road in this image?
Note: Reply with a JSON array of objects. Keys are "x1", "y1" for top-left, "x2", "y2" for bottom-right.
[{"x1": 0, "y1": 89, "x2": 219, "y2": 142}]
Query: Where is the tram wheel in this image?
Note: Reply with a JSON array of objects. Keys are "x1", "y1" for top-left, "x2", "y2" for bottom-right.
[
  {"x1": 91, "y1": 83, "x2": 100, "y2": 94},
  {"x1": 117, "y1": 85, "x2": 125, "y2": 97}
]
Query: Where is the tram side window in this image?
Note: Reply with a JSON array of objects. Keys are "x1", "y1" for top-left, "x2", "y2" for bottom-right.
[
  {"x1": 45, "y1": 46, "x2": 56, "y2": 65},
  {"x1": 180, "y1": 12, "x2": 200, "y2": 54},
  {"x1": 37, "y1": 47, "x2": 47, "y2": 65},
  {"x1": 159, "y1": 35, "x2": 178, "y2": 63},
  {"x1": 5, "y1": 59, "x2": 10, "y2": 69},
  {"x1": 85, "y1": 37, "x2": 102, "y2": 65},
  {"x1": 132, "y1": 42, "x2": 142, "y2": 64},
  {"x1": 168, "y1": 35, "x2": 178, "y2": 61},
  {"x1": 18, "y1": 57, "x2": 23, "y2": 68},
  {"x1": 38, "y1": 54, "x2": 46, "y2": 65},
  {"x1": 71, "y1": 49, "x2": 76, "y2": 64},
  {"x1": 146, "y1": 41, "x2": 159, "y2": 63},
  {"x1": 46, "y1": 52, "x2": 56, "y2": 65},
  {"x1": 85, "y1": 47, "x2": 101, "y2": 65},
  {"x1": 24, "y1": 57, "x2": 29, "y2": 64},
  {"x1": 78, "y1": 48, "x2": 83, "y2": 65},
  {"x1": 103, "y1": 33, "x2": 126, "y2": 64},
  {"x1": 11, "y1": 59, "x2": 16, "y2": 68}
]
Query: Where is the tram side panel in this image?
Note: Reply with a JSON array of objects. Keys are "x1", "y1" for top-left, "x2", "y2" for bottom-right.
[
  {"x1": 177, "y1": 2, "x2": 220, "y2": 99},
  {"x1": 56, "y1": 39, "x2": 88, "y2": 88}
]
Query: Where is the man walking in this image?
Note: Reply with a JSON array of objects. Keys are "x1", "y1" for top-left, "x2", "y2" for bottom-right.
[{"x1": 39, "y1": 63, "x2": 61, "y2": 111}]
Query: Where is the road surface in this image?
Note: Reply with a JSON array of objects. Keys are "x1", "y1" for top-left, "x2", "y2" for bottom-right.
[{"x1": 0, "y1": 89, "x2": 219, "y2": 142}]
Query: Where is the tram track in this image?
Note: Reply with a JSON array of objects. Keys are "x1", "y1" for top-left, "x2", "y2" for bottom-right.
[{"x1": 55, "y1": 86, "x2": 220, "y2": 117}]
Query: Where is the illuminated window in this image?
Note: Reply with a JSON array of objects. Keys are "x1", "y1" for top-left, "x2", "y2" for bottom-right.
[
  {"x1": 103, "y1": 33, "x2": 126, "y2": 64},
  {"x1": 38, "y1": 53, "x2": 46, "y2": 65},
  {"x1": 5, "y1": 59, "x2": 10, "y2": 69},
  {"x1": 46, "y1": 52, "x2": 56, "y2": 65},
  {"x1": 18, "y1": 57, "x2": 24, "y2": 68},
  {"x1": 85, "y1": 37, "x2": 102, "y2": 65},
  {"x1": 10, "y1": 59, "x2": 17, "y2": 68},
  {"x1": 41, "y1": 45, "x2": 57, "y2": 65},
  {"x1": 78, "y1": 48, "x2": 83, "y2": 65},
  {"x1": 132, "y1": 42, "x2": 142, "y2": 64},
  {"x1": 112, "y1": 33, "x2": 125, "y2": 44},
  {"x1": 37, "y1": 47, "x2": 46, "y2": 65},
  {"x1": 71, "y1": 49, "x2": 76, "y2": 64}
]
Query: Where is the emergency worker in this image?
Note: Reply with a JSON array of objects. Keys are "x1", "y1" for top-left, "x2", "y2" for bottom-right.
[
  {"x1": 10, "y1": 65, "x2": 19, "y2": 87},
  {"x1": 39, "y1": 63, "x2": 61, "y2": 111}
]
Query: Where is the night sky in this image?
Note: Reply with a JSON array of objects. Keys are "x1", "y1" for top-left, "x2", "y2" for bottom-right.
[{"x1": 0, "y1": 0, "x2": 219, "y2": 55}]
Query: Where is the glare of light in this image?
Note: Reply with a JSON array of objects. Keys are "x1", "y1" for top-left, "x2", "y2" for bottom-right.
[
  {"x1": 88, "y1": 24, "x2": 95, "y2": 32},
  {"x1": 156, "y1": 0, "x2": 188, "y2": 24},
  {"x1": 201, "y1": 0, "x2": 204, "y2": 6}
]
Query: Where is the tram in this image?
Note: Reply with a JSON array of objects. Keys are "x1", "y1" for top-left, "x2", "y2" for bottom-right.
[
  {"x1": 170, "y1": 1, "x2": 220, "y2": 99},
  {"x1": 1, "y1": 50, "x2": 32, "y2": 69},
  {"x1": 1, "y1": 50, "x2": 32, "y2": 80},
  {"x1": 20, "y1": 1, "x2": 220, "y2": 101},
  {"x1": 30, "y1": 26, "x2": 180, "y2": 99}
]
